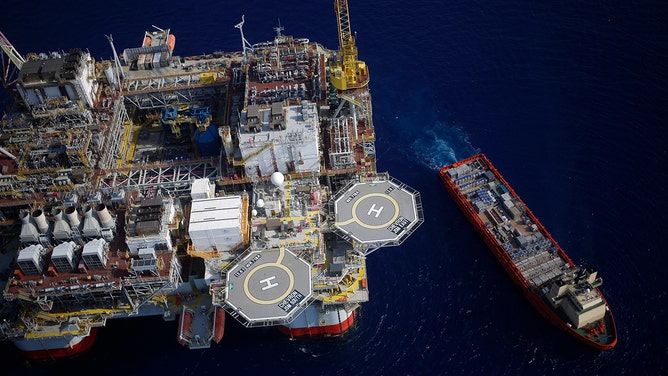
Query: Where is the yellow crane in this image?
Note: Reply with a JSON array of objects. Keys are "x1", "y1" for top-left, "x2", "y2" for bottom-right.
[{"x1": 330, "y1": 0, "x2": 369, "y2": 91}]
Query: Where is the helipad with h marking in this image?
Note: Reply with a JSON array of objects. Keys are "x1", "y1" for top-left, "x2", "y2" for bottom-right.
[
  {"x1": 225, "y1": 248, "x2": 312, "y2": 324},
  {"x1": 333, "y1": 179, "x2": 422, "y2": 244}
]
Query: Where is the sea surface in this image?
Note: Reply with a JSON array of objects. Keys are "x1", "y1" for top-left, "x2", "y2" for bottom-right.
[{"x1": 2, "y1": 1, "x2": 667, "y2": 374}]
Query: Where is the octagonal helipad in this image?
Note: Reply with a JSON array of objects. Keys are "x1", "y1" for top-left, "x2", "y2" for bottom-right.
[
  {"x1": 333, "y1": 179, "x2": 422, "y2": 245},
  {"x1": 225, "y1": 248, "x2": 312, "y2": 325}
]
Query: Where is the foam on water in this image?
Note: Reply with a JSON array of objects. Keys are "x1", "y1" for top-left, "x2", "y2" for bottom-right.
[{"x1": 410, "y1": 122, "x2": 479, "y2": 170}]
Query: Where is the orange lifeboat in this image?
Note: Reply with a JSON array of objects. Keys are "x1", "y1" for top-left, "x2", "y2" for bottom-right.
[
  {"x1": 167, "y1": 34, "x2": 176, "y2": 52},
  {"x1": 212, "y1": 307, "x2": 225, "y2": 343},
  {"x1": 177, "y1": 309, "x2": 193, "y2": 346}
]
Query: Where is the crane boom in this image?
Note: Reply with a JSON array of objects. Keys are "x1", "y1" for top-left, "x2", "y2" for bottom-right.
[
  {"x1": 0, "y1": 31, "x2": 25, "y2": 70},
  {"x1": 330, "y1": 0, "x2": 369, "y2": 91},
  {"x1": 0, "y1": 31, "x2": 26, "y2": 89}
]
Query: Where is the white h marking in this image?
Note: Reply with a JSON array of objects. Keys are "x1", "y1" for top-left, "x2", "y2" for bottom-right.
[
  {"x1": 367, "y1": 203, "x2": 384, "y2": 218},
  {"x1": 259, "y1": 276, "x2": 279, "y2": 290}
]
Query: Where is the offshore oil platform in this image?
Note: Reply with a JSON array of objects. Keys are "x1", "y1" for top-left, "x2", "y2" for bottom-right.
[{"x1": 0, "y1": 1, "x2": 423, "y2": 359}]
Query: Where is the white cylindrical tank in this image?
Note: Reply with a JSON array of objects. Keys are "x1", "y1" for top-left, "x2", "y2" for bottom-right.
[
  {"x1": 20, "y1": 211, "x2": 30, "y2": 224},
  {"x1": 96, "y1": 204, "x2": 114, "y2": 229},
  {"x1": 270, "y1": 171, "x2": 285, "y2": 187},
  {"x1": 256, "y1": 199, "x2": 265, "y2": 208},
  {"x1": 31, "y1": 209, "x2": 49, "y2": 233},
  {"x1": 65, "y1": 206, "x2": 81, "y2": 227}
]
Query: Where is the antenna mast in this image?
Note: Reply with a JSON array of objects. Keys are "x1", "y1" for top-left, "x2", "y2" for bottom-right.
[
  {"x1": 235, "y1": 15, "x2": 253, "y2": 62},
  {"x1": 105, "y1": 34, "x2": 124, "y2": 87}
]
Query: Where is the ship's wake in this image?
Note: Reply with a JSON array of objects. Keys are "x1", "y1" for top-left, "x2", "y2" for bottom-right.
[
  {"x1": 379, "y1": 83, "x2": 479, "y2": 170},
  {"x1": 410, "y1": 121, "x2": 479, "y2": 170}
]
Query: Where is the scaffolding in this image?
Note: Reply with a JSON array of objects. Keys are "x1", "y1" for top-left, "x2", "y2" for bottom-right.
[
  {"x1": 329, "y1": 116, "x2": 355, "y2": 170},
  {"x1": 122, "y1": 63, "x2": 229, "y2": 110},
  {"x1": 97, "y1": 158, "x2": 220, "y2": 197},
  {"x1": 100, "y1": 98, "x2": 131, "y2": 169}
]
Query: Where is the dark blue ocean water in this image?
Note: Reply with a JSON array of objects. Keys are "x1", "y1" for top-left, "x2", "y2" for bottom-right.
[{"x1": 2, "y1": 1, "x2": 667, "y2": 374}]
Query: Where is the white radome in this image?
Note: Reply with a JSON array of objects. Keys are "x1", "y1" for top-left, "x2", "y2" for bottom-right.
[{"x1": 270, "y1": 171, "x2": 284, "y2": 187}]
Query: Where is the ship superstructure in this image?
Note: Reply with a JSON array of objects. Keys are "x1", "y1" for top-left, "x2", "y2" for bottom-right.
[
  {"x1": 0, "y1": 2, "x2": 423, "y2": 359},
  {"x1": 439, "y1": 154, "x2": 617, "y2": 350}
]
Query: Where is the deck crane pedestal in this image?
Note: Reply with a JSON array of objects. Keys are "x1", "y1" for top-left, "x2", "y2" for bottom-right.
[{"x1": 329, "y1": 0, "x2": 369, "y2": 91}]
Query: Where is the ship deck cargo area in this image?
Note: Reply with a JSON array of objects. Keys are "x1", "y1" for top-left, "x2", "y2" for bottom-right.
[
  {"x1": 443, "y1": 157, "x2": 569, "y2": 288},
  {"x1": 439, "y1": 154, "x2": 617, "y2": 350}
]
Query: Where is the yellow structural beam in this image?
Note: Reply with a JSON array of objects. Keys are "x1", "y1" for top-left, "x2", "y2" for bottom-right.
[
  {"x1": 117, "y1": 121, "x2": 136, "y2": 167},
  {"x1": 322, "y1": 266, "x2": 366, "y2": 302}
]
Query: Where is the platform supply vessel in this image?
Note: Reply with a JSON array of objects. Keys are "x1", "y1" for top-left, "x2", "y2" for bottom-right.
[
  {"x1": 0, "y1": 1, "x2": 423, "y2": 360},
  {"x1": 439, "y1": 154, "x2": 617, "y2": 350}
]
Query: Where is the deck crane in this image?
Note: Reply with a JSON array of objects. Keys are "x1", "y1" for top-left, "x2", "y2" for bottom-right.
[
  {"x1": 0, "y1": 30, "x2": 26, "y2": 90},
  {"x1": 330, "y1": 0, "x2": 369, "y2": 91}
]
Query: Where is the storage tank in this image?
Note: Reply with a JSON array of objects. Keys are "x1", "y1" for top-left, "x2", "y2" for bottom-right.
[
  {"x1": 65, "y1": 206, "x2": 81, "y2": 227},
  {"x1": 96, "y1": 204, "x2": 115, "y2": 229},
  {"x1": 31, "y1": 209, "x2": 49, "y2": 234},
  {"x1": 194, "y1": 124, "x2": 221, "y2": 157}
]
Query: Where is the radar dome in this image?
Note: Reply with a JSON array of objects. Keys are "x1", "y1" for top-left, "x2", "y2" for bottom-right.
[
  {"x1": 270, "y1": 171, "x2": 285, "y2": 187},
  {"x1": 256, "y1": 199, "x2": 265, "y2": 208}
]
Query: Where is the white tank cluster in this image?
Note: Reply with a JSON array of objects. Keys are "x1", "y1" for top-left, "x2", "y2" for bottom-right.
[
  {"x1": 81, "y1": 204, "x2": 115, "y2": 241},
  {"x1": 19, "y1": 204, "x2": 115, "y2": 246},
  {"x1": 16, "y1": 200, "x2": 118, "y2": 276}
]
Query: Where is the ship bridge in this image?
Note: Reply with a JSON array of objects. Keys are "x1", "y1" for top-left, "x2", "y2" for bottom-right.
[{"x1": 331, "y1": 177, "x2": 423, "y2": 254}]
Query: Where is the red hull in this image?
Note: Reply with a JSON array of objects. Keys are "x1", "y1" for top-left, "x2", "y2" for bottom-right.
[
  {"x1": 440, "y1": 154, "x2": 617, "y2": 350},
  {"x1": 278, "y1": 310, "x2": 356, "y2": 337},
  {"x1": 18, "y1": 327, "x2": 99, "y2": 361}
]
